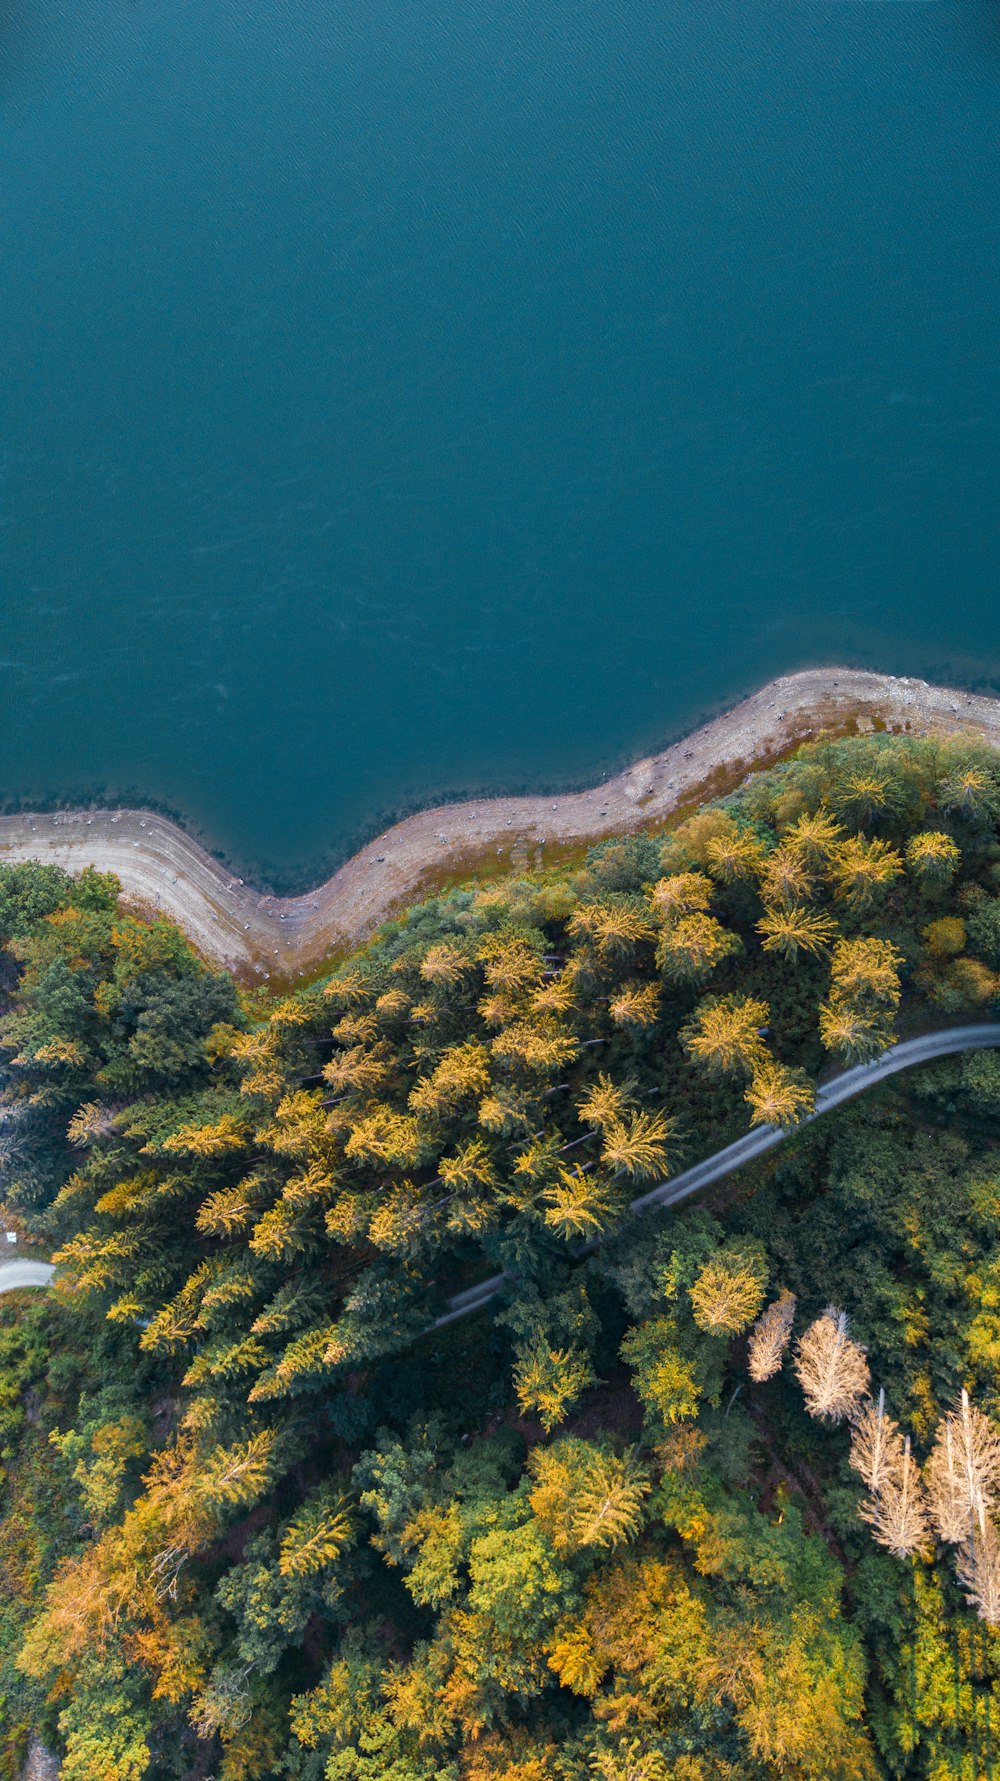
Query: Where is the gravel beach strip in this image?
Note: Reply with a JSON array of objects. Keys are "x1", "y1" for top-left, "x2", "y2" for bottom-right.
[{"x1": 0, "y1": 668, "x2": 993, "y2": 978}]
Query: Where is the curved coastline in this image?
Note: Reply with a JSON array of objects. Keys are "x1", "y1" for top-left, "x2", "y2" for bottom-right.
[{"x1": 1, "y1": 667, "x2": 997, "y2": 979}]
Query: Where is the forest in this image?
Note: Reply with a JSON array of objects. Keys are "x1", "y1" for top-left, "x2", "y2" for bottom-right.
[{"x1": 2, "y1": 730, "x2": 1000, "y2": 1779}]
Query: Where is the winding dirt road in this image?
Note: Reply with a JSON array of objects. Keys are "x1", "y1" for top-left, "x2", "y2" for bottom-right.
[{"x1": 0, "y1": 668, "x2": 998, "y2": 980}]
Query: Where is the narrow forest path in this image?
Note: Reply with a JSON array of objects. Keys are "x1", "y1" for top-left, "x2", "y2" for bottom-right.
[
  {"x1": 1, "y1": 668, "x2": 998, "y2": 979},
  {"x1": 4, "y1": 1026, "x2": 992, "y2": 1313}
]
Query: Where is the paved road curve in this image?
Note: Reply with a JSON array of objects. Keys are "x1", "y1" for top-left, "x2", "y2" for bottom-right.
[
  {"x1": 6, "y1": 1024, "x2": 1000, "y2": 1317},
  {"x1": 0, "y1": 1259, "x2": 56, "y2": 1295},
  {"x1": 434, "y1": 1024, "x2": 1000, "y2": 1327}
]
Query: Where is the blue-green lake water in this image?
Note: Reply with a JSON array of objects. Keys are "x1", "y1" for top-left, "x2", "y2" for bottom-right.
[{"x1": 3, "y1": 0, "x2": 1000, "y2": 888}]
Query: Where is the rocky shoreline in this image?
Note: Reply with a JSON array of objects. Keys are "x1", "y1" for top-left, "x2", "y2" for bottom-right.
[{"x1": 0, "y1": 667, "x2": 996, "y2": 979}]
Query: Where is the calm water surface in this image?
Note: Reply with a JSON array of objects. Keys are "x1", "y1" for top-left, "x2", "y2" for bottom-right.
[{"x1": 2, "y1": 0, "x2": 1000, "y2": 887}]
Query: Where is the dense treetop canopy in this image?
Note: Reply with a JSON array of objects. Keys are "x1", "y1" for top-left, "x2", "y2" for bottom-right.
[{"x1": 2, "y1": 731, "x2": 1000, "y2": 1778}]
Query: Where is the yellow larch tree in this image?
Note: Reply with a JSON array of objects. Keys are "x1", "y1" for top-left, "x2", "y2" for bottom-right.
[
  {"x1": 826, "y1": 837, "x2": 903, "y2": 910},
  {"x1": 756, "y1": 905, "x2": 837, "y2": 961},
  {"x1": 657, "y1": 914, "x2": 741, "y2": 986},
  {"x1": 781, "y1": 807, "x2": 845, "y2": 865},
  {"x1": 829, "y1": 770, "x2": 896, "y2": 828},
  {"x1": 648, "y1": 871, "x2": 712, "y2": 923},
  {"x1": 419, "y1": 941, "x2": 474, "y2": 989},
  {"x1": 704, "y1": 830, "x2": 767, "y2": 883},
  {"x1": 322, "y1": 1042, "x2": 394, "y2": 1098},
  {"x1": 543, "y1": 1166, "x2": 618, "y2": 1241},
  {"x1": 817, "y1": 1002, "x2": 882, "y2": 1066},
  {"x1": 343, "y1": 1106, "x2": 426, "y2": 1169},
  {"x1": 577, "y1": 1073, "x2": 631, "y2": 1133},
  {"x1": 819, "y1": 935, "x2": 902, "y2": 1064},
  {"x1": 407, "y1": 1040, "x2": 490, "y2": 1118},
  {"x1": 513, "y1": 1342, "x2": 596, "y2": 1433},
  {"x1": 683, "y1": 993, "x2": 769, "y2": 1078},
  {"x1": 905, "y1": 829, "x2": 961, "y2": 887},
  {"x1": 744, "y1": 1059, "x2": 815, "y2": 1129},
  {"x1": 608, "y1": 981, "x2": 660, "y2": 1029},
  {"x1": 758, "y1": 846, "x2": 814, "y2": 908},
  {"x1": 599, "y1": 1109, "x2": 680, "y2": 1184},
  {"x1": 330, "y1": 1008, "x2": 378, "y2": 1047},
  {"x1": 528, "y1": 1440, "x2": 651, "y2": 1555},
  {"x1": 940, "y1": 763, "x2": 996, "y2": 820},
  {"x1": 279, "y1": 1492, "x2": 355, "y2": 1580},
  {"x1": 689, "y1": 1247, "x2": 767, "y2": 1336},
  {"x1": 568, "y1": 900, "x2": 657, "y2": 964},
  {"x1": 490, "y1": 1019, "x2": 580, "y2": 1075},
  {"x1": 531, "y1": 972, "x2": 577, "y2": 1017},
  {"x1": 476, "y1": 931, "x2": 545, "y2": 998},
  {"x1": 438, "y1": 1137, "x2": 495, "y2": 1196}
]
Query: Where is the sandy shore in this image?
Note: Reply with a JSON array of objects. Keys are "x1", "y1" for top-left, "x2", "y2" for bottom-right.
[{"x1": 0, "y1": 667, "x2": 996, "y2": 980}]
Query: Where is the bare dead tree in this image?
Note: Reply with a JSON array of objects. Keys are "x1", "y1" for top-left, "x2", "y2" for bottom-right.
[
  {"x1": 748, "y1": 1289, "x2": 796, "y2": 1383},
  {"x1": 863, "y1": 1434, "x2": 930, "y2": 1559},
  {"x1": 851, "y1": 1392, "x2": 930, "y2": 1558},
  {"x1": 847, "y1": 1389, "x2": 1000, "y2": 1609},
  {"x1": 794, "y1": 1306, "x2": 870, "y2": 1423},
  {"x1": 926, "y1": 1414, "x2": 973, "y2": 1545},
  {"x1": 850, "y1": 1389, "x2": 900, "y2": 1496},
  {"x1": 956, "y1": 1505, "x2": 1000, "y2": 1625},
  {"x1": 925, "y1": 1390, "x2": 1000, "y2": 1545}
]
